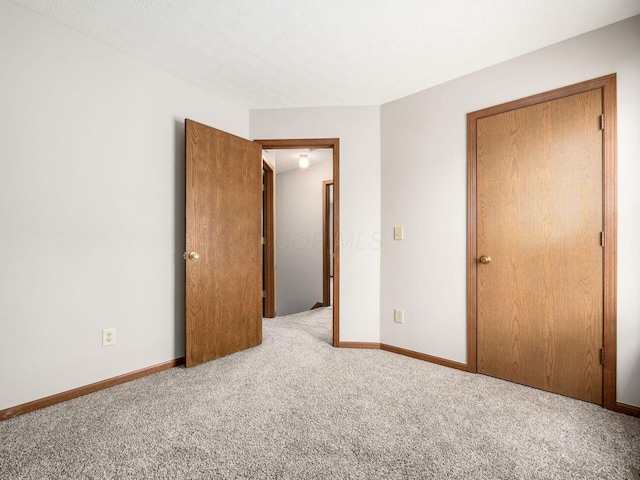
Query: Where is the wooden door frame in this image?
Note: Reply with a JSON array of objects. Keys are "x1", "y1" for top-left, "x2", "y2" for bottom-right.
[
  {"x1": 262, "y1": 160, "x2": 275, "y2": 318},
  {"x1": 322, "y1": 180, "x2": 333, "y2": 307},
  {"x1": 254, "y1": 138, "x2": 340, "y2": 347},
  {"x1": 466, "y1": 74, "x2": 617, "y2": 410}
]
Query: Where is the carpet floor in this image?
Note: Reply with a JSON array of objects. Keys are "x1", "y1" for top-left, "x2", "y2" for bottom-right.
[{"x1": 1, "y1": 307, "x2": 639, "y2": 479}]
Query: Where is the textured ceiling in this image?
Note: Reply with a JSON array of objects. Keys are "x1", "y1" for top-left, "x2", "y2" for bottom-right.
[{"x1": 10, "y1": 0, "x2": 640, "y2": 109}]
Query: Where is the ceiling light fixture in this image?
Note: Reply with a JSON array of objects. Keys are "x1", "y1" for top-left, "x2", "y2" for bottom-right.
[{"x1": 299, "y1": 154, "x2": 309, "y2": 169}]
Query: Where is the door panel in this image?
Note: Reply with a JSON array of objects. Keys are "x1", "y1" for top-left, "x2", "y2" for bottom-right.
[
  {"x1": 477, "y1": 90, "x2": 603, "y2": 404},
  {"x1": 185, "y1": 119, "x2": 262, "y2": 367}
]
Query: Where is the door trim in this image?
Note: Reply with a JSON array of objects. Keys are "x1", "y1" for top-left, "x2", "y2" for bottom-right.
[
  {"x1": 322, "y1": 180, "x2": 333, "y2": 307},
  {"x1": 466, "y1": 74, "x2": 617, "y2": 410},
  {"x1": 254, "y1": 138, "x2": 341, "y2": 347},
  {"x1": 262, "y1": 160, "x2": 276, "y2": 318}
]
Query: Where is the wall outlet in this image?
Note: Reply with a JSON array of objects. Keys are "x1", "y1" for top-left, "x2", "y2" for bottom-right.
[
  {"x1": 102, "y1": 328, "x2": 116, "y2": 347},
  {"x1": 394, "y1": 226, "x2": 404, "y2": 240},
  {"x1": 394, "y1": 309, "x2": 404, "y2": 324}
]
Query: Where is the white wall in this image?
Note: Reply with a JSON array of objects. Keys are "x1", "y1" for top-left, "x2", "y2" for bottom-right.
[
  {"x1": 275, "y1": 159, "x2": 333, "y2": 315},
  {"x1": 380, "y1": 16, "x2": 640, "y2": 407},
  {"x1": 251, "y1": 107, "x2": 381, "y2": 342},
  {"x1": 0, "y1": 1, "x2": 249, "y2": 410}
]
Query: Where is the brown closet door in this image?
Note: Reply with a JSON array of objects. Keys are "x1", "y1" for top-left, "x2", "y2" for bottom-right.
[{"x1": 477, "y1": 90, "x2": 604, "y2": 404}]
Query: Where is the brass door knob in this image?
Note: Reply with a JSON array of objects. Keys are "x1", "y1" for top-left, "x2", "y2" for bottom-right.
[
  {"x1": 479, "y1": 255, "x2": 491, "y2": 264},
  {"x1": 188, "y1": 252, "x2": 200, "y2": 260}
]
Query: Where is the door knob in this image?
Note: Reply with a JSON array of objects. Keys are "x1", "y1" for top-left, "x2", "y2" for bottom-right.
[
  {"x1": 479, "y1": 255, "x2": 491, "y2": 264},
  {"x1": 188, "y1": 251, "x2": 200, "y2": 260}
]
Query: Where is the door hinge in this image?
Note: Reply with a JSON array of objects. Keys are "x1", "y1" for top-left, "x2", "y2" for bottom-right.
[
  {"x1": 600, "y1": 114, "x2": 605, "y2": 130},
  {"x1": 600, "y1": 347, "x2": 605, "y2": 365},
  {"x1": 600, "y1": 231, "x2": 605, "y2": 247}
]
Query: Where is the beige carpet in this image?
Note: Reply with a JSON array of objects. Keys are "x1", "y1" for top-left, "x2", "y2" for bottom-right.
[{"x1": 1, "y1": 307, "x2": 639, "y2": 479}]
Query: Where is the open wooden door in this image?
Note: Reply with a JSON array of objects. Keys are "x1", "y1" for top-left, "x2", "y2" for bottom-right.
[{"x1": 185, "y1": 119, "x2": 263, "y2": 367}]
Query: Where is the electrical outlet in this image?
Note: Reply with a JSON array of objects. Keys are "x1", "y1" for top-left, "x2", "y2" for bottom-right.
[
  {"x1": 394, "y1": 226, "x2": 404, "y2": 240},
  {"x1": 102, "y1": 328, "x2": 116, "y2": 347},
  {"x1": 394, "y1": 309, "x2": 404, "y2": 324}
]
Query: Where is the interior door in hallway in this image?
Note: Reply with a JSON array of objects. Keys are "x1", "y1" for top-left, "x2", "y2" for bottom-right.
[
  {"x1": 185, "y1": 119, "x2": 263, "y2": 367},
  {"x1": 476, "y1": 89, "x2": 604, "y2": 404}
]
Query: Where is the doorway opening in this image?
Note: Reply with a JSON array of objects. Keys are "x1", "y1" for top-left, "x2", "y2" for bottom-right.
[{"x1": 256, "y1": 138, "x2": 340, "y2": 347}]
